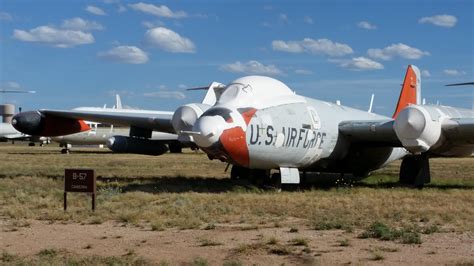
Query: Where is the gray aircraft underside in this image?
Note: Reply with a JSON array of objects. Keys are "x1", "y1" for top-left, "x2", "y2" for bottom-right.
[{"x1": 51, "y1": 127, "x2": 177, "y2": 146}]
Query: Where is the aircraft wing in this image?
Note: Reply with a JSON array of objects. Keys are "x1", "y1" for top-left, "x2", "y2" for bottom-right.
[
  {"x1": 339, "y1": 120, "x2": 402, "y2": 147},
  {"x1": 339, "y1": 117, "x2": 474, "y2": 151},
  {"x1": 442, "y1": 118, "x2": 474, "y2": 145},
  {"x1": 41, "y1": 109, "x2": 175, "y2": 133}
]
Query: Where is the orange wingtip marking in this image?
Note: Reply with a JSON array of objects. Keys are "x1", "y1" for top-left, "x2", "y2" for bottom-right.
[
  {"x1": 220, "y1": 127, "x2": 249, "y2": 167},
  {"x1": 78, "y1": 120, "x2": 91, "y2": 132},
  {"x1": 392, "y1": 65, "x2": 417, "y2": 119}
]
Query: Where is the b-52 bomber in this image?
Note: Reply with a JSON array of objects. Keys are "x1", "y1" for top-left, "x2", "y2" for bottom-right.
[{"x1": 12, "y1": 65, "x2": 474, "y2": 187}]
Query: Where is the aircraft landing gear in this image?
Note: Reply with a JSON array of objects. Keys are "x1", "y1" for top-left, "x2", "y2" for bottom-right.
[
  {"x1": 168, "y1": 143, "x2": 183, "y2": 153},
  {"x1": 399, "y1": 155, "x2": 431, "y2": 188},
  {"x1": 230, "y1": 165, "x2": 272, "y2": 186},
  {"x1": 60, "y1": 144, "x2": 72, "y2": 154}
]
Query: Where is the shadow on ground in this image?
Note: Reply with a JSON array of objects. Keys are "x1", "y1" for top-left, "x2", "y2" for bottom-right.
[{"x1": 95, "y1": 175, "x2": 474, "y2": 194}]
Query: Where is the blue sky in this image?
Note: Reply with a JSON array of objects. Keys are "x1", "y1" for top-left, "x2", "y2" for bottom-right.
[{"x1": 0, "y1": 0, "x2": 472, "y2": 116}]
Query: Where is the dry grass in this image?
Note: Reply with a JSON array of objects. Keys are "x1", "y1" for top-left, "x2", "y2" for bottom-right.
[
  {"x1": 0, "y1": 143, "x2": 473, "y2": 232},
  {"x1": 0, "y1": 248, "x2": 153, "y2": 265}
]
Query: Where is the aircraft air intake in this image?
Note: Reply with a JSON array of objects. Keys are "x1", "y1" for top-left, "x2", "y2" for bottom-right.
[
  {"x1": 172, "y1": 103, "x2": 211, "y2": 134},
  {"x1": 394, "y1": 105, "x2": 442, "y2": 153}
]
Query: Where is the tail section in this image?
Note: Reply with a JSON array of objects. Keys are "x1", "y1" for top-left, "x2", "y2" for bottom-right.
[
  {"x1": 201, "y1": 82, "x2": 225, "y2": 106},
  {"x1": 392, "y1": 65, "x2": 421, "y2": 118}
]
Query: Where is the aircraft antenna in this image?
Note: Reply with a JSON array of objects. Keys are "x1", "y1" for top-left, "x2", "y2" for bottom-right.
[
  {"x1": 368, "y1": 94, "x2": 375, "y2": 113},
  {"x1": 0, "y1": 89, "x2": 36, "y2": 94},
  {"x1": 445, "y1": 82, "x2": 474, "y2": 86}
]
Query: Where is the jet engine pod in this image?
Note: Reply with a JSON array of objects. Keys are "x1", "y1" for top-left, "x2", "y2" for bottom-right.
[
  {"x1": 394, "y1": 105, "x2": 442, "y2": 154},
  {"x1": 106, "y1": 135, "x2": 169, "y2": 156},
  {"x1": 11, "y1": 111, "x2": 43, "y2": 136},
  {"x1": 171, "y1": 103, "x2": 212, "y2": 133},
  {"x1": 12, "y1": 111, "x2": 90, "y2": 136}
]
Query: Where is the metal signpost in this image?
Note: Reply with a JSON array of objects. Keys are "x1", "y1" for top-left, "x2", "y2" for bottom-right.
[{"x1": 64, "y1": 169, "x2": 96, "y2": 211}]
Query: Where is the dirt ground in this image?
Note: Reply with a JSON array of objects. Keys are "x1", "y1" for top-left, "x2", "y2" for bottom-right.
[
  {"x1": 0, "y1": 145, "x2": 473, "y2": 265},
  {"x1": 1, "y1": 218, "x2": 473, "y2": 265}
]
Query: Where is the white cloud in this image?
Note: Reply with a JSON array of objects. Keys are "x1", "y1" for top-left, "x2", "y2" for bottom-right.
[
  {"x1": 129, "y1": 2, "x2": 187, "y2": 18},
  {"x1": 144, "y1": 27, "x2": 195, "y2": 53},
  {"x1": 144, "y1": 90, "x2": 186, "y2": 99},
  {"x1": 142, "y1": 20, "x2": 164, "y2": 28},
  {"x1": 421, "y1": 70, "x2": 431, "y2": 77},
  {"x1": 443, "y1": 69, "x2": 466, "y2": 76},
  {"x1": 272, "y1": 40, "x2": 303, "y2": 53},
  {"x1": 98, "y1": 46, "x2": 149, "y2": 64},
  {"x1": 0, "y1": 11, "x2": 12, "y2": 21},
  {"x1": 13, "y1": 26, "x2": 94, "y2": 48},
  {"x1": 294, "y1": 69, "x2": 313, "y2": 75},
  {"x1": 335, "y1": 57, "x2": 384, "y2": 71},
  {"x1": 367, "y1": 43, "x2": 429, "y2": 60},
  {"x1": 272, "y1": 38, "x2": 353, "y2": 57},
  {"x1": 357, "y1": 21, "x2": 377, "y2": 30},
  {"x1": 117, "y1": 5, "x2": 127, "y2": 13},
  {"x1": 220, "y1": 60, "x2": 282, "y2": 76},
  {"x1": 419, "y1": 14, "x2": 457, "y2": 28},
  {"x1": 304, "y1": 16, "x2": 314, "y2": 24},
  {"x1": 61, "y1": 17, "x2": 104, "y2": 31},
  {"x1": 279, "y1": 13, "x2": 289, "y2": 24},
  {"x1": 263, "y1": 5, "x2": 273, "y2": 11},
  {"x1": 3, "y1": 81, "x2": 20, "y2": 89},
  {"x1": 85, "y1": 5, "x2": 107, "y2": 16}
]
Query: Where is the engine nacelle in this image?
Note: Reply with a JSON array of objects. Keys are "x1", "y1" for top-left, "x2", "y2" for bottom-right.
[
  {"x1": 11, "y1": 111, "x2": 90, "y2": 137},
  {"x1": 171, "y1": 103, "x2": 211, "y2": 141},
  {"x1": 394, "y1": 105, "x2": 443, "y2": 154},
  {"x1": 106, "y1": 136, "x2": 168, "y2": 156}
]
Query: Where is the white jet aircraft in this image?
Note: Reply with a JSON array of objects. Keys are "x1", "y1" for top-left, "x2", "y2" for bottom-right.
[
  {"x1": 0, "y1": 122, "x2": 27, "y2": 140},
  {"x1": 11, "y1": 65, "x2": 474, "y2": 187}
]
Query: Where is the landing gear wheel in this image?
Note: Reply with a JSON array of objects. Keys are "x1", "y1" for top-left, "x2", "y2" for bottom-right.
[
  {"x1": 399, "y1": 155, "x2": 431, "y2": 188},
  {"x1": 400, "y1": 157, "x2": 418, "y2": 185},
  {"x1": 168, "y1": 143, "x2": 182, "y2": 153},
  {"x1": 61, "y1": 148, "x2": 70, "y2": 154},
  {"x1": 28, "y1": 142, "x2": 35, "y2": 147},
  {"x1": 230, "y1": 165, "x2": 249, "y2": 180},
  {"x1": 248, "y1": 169, "x2": 270, "y2": 186}
]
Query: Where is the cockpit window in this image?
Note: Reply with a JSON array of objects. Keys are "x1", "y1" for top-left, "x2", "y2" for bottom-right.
[
  {"x1": 218, "y1": 83, "x2": 252, "y2": 103},
  {"x1": 201, "y1": 107, "x2": 232, "y2": 121}
]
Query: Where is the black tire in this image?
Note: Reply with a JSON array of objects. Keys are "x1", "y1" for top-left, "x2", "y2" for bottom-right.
[
  {"x1": 230, "y1": 165, "x2": 241, "y2": 180},
  {"x1": 169, "y1": 143, "x2": 182, "y2": 153},
  {"x1": 399, "y1": 156, "x2": 419, "y2": 185}
]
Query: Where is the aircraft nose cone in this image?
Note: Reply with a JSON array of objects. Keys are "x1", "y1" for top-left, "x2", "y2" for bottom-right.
[
  {"x1": 11, "y1": 111, "x2": 43, "y2": 136},
  {"x1": 192, "y1": 115, "x2": 227, "y2": 148}
]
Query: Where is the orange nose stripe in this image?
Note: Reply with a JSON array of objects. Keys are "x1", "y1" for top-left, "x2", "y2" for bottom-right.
[
  {"x1": 220, "y1": 127, "x2": 249, "y2": 167},
  {"x1": 241, "y1": 108, "x2": 257, "y2": 125}
]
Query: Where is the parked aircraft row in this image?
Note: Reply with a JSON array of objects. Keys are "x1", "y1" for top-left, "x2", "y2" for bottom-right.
[
  {"x1": 12, "y1": 65, "x2": 474, "y2": 187},
  {"x1": 1, "y1": 95, "x2": 185, "y2": 154}
]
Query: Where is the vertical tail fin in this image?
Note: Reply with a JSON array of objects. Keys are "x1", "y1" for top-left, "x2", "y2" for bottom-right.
[
  {"x1": 115, "y1": 94, "x2": 123, "y2": 109},
  {"x1": 392, "y1": 65, "x2": 421, "y2": 118},
  {"x1": 201, "y1": 82, "x2": 225, "y2": 106}
]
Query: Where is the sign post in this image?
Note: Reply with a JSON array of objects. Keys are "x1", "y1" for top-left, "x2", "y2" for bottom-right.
[{"x1": 64, "y1": 169, "x2": 96, "y2": 211}]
